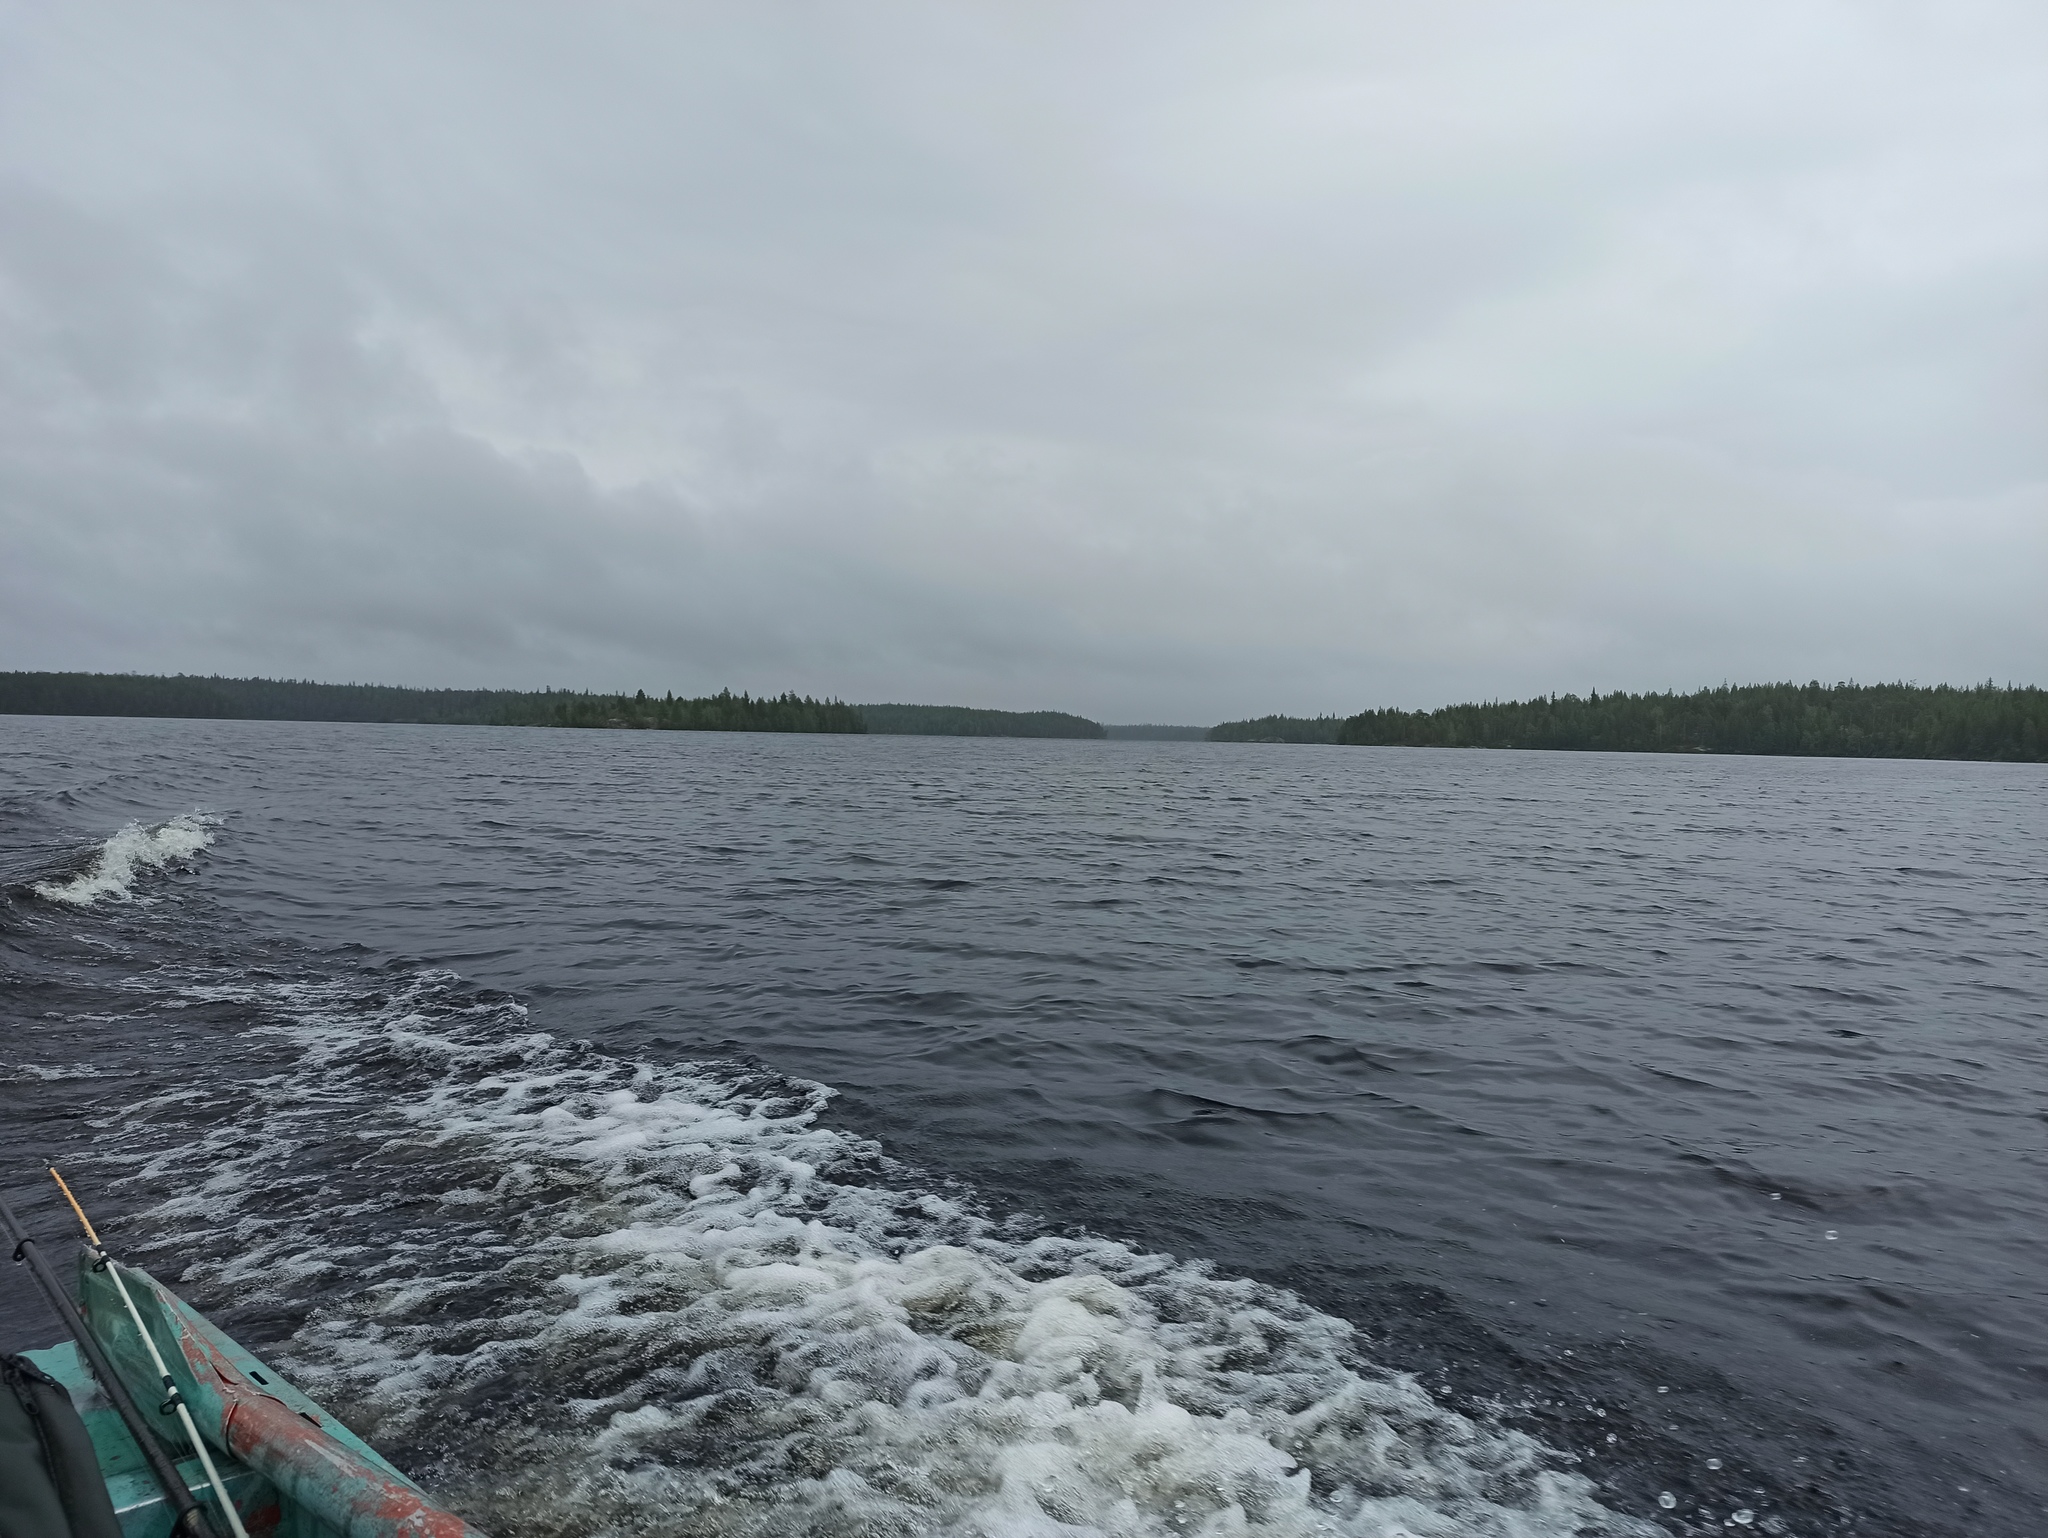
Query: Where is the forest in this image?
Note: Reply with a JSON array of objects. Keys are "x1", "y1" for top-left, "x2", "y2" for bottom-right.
[
  {"x1": 11, "y1": 673, "x2": 2041, "y2": 759},
  {"x1": 547, "y1": 690, "x2": 866, "y2": 733},
  {"x1": 0, "y1": 674, "x2": 1106, "y2": 738},
  {"x1": 0, "y1": 674, "x2": 866, "y2": 734},
  {"x1": 1332, "y1": 682, "x2": 2046, "y2": 761},
  {"x1": 1206, "y1": 714, "x2": 1345, "y2": 743},
  {"x1": 859, "y1": 704, "x2": 1105, "y2": 738}
]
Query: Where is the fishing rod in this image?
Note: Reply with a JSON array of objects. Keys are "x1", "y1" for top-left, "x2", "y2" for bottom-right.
[
  {"x1": 0, "y1": 1190, "x2": 220, "y2": 1538},
  {"x1": 46, "y1": 1166, "x2": 251, "y2": 1538}
]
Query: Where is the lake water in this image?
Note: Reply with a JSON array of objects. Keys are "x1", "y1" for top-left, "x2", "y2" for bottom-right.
[{"x1": 2, "y1": 716, "x2": 2041, "y2": 1538}]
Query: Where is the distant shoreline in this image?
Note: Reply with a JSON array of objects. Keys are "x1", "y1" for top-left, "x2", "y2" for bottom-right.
[
  {"x1": 3, "y1": 673, "x2": 2040, "y2": 760},
  {"x1": 1210, "y1": 682, "x2": 2044, "y2": 763},
  {"x1": 0, "y1": 673, "x2": 1110, "y2": 740}
]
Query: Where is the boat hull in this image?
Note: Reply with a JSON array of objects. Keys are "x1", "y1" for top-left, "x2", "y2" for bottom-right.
[{"x1": 25, "y1": 1257, "x2": 483, "y2": 1538}]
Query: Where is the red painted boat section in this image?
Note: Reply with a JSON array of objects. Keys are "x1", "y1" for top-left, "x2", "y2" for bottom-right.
[{"x1": 78, "y1": 1258, "x2": 489, "y2": 1538}]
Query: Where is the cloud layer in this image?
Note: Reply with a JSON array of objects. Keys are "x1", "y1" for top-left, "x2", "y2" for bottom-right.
[{"x1": 3, "y1": 2, "x2": 2043, "y2": 719}]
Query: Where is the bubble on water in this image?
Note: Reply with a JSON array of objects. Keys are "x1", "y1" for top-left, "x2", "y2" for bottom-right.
[
  {"x1": 1706, "y1": 1458, "x2": 1724, "y2": 1470},
  {"x1": 1657, "y1": 1492, "x2": 1677, "y2": 1510},
  {"x1": 1655, "y1": 1386, "x2": 1668, "y2": 1394},
  {"x1": 1824, "y1": 1230, "x2": 1838, "y2": 1240},
  {"x1": 1732, "y1": 1509, "x2": 1755, "y2": 1525}
]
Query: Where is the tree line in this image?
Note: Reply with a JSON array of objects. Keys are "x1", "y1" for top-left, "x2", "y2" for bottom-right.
[
  {"x1": 12, "y1": 673, "x2": 2040, "y2": 758},
  {"x1": 1207, "y1": 714, "x2": 1345, "y2": 743},
  {"x1": 0, "y1": 674, "x2": 1117, "y2": 739},
  {"x1": 859, "y1": 704, "x2": 1105, "y2": 738},
  {"x1": 552, "y1": 690, "x2": 867, "y2": 733},
  {"x1": 1213, "y1": 682, "x2": 2044, "y2": 760},
  {"x1": 0, "y1": 673, "x2": 866, "y2": 734}
]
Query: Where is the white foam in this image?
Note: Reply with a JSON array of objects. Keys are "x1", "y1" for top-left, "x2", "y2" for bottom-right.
[
  {"x1": 32, "y1": 813, "x2": 220, "y2": 905},
  {"x1": 118, "y1": 974, "x2": 1658, "y2": 1538}
]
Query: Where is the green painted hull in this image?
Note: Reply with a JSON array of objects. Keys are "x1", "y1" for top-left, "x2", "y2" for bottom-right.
[{"x1": 25, "y1": 1259, "x2": 481, "y2": 1538}]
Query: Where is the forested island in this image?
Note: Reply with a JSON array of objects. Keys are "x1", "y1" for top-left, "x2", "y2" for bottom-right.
[
  {"x1": 1214, "y1": 683, "x2": 2044, "y2": 761},
  {"x1": 859, "y1": 704, "x2": 1104, "y2": 738},
  {"x1": 0, "y1": 673, "x2": 865, "y2": 733}
]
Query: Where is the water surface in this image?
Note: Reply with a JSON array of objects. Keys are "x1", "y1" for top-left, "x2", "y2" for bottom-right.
[{"x1": 1, "y1": 717, "x2": 2040, "y2": 1537}]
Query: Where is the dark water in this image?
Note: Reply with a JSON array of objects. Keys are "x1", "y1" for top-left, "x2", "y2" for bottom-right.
[{"x1": 1, "y1": 716, "x2": 2041, "y2": 1538}]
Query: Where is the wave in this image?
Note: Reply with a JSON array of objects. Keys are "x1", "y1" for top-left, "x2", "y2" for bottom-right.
[
  {"x1": 30, "y1": 813, "x2": 220, "y2": 905},
  {"x1": 106, "y1": 969, "x2": 1659, "y2": 1538},
  {"x1": 0, "y1": 1062, "x2": 131, "y2": 1082}
]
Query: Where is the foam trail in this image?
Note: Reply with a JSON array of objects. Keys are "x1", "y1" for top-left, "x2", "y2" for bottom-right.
[
  {"x1": 115, "y1": 973, "x2": 1663, "y2": 1538},
  {"x1": 32, "y1": 813, "x2": 220, "y2": 905}
]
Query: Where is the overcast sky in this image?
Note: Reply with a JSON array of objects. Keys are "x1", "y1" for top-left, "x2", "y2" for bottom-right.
[{"x1": 2, "y1": 3, "x2": 2042, "y2": 721}]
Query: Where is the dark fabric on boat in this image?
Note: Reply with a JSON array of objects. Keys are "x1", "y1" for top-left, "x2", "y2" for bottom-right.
[{"x1": 0, "y1": 1353, "x2": 123, "y2": 1538}]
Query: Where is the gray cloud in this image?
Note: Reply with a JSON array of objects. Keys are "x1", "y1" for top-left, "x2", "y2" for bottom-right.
[{"x1": 2, "y1": 2, "x2": 2043, "y2": 720}]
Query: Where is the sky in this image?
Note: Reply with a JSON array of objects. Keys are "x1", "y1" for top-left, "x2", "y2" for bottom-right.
[{"x1": 1, "y1": 3, "x2": 2043, "y2": 722}]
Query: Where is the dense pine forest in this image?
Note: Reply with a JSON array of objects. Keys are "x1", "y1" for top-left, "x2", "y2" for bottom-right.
[
  {"x1": 1207, "y1": 714, "x2": 1345, "y2": 743},
  {"x1": 0, "y1": 673, "x2": 865, "y2": 734},
  {"x1": 1330, "y1": 682, "x2": 2044, "y2": 761},
  {"x1": 859, "y1": 704, "x2": 1105, "y2": 738}
]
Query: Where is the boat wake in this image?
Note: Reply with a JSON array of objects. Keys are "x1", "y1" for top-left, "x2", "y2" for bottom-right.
[
  {"x1": 107, "y1": 968, "x2": 1659, "y2": 1538},
  {"x1": 30, "y1": 813, "x2": 221, "y2": 906}
]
